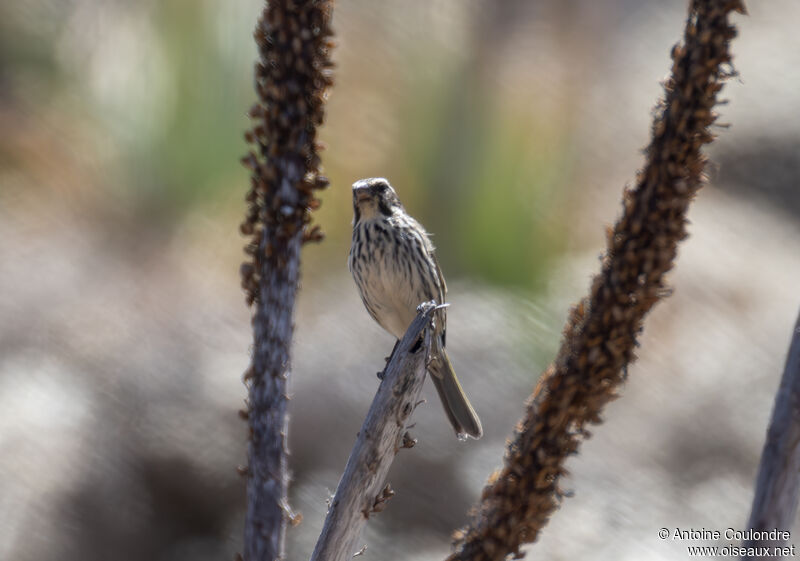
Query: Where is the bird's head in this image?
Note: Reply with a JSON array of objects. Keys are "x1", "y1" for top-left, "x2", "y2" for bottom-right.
[{"x1": 352, "y1": 177, "x2": 403, "y2": 223}]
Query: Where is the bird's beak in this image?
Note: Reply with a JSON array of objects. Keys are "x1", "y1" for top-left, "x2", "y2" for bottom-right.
[{"x1": 354, "y1": 188, "x2": 371, "y2": 204}]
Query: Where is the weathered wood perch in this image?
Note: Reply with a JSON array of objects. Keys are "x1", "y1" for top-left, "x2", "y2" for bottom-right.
[
  {"x1": 309, "y1": 302, "x2": 437, "y2": 561},
  {"x1": 743, "y1": 310, "x2": 800, "y2": 559}
]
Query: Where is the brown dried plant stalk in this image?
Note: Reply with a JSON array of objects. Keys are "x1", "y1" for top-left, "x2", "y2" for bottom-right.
[
  {"x1": 448, "y1": 1, "x2": 746, "y2": 560},
  {"x1": 239, "y1": 1, "x2": 334, "y2": 561}
]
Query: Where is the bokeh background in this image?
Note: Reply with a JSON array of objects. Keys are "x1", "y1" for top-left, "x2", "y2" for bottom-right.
[{"x1": 2, "y1": 1, "x2": 800, "y2": 560}]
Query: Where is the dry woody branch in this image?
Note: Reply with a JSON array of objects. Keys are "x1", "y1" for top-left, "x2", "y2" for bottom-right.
[
  {"x1": 310, "y1": 303, "x2": 437, "y2": 561},
  {"x1": 239, "y1": 1, "x2": 334, "y2": 561},
  {"x1": 448, "y1": 1, "x2": 746, "y2": 560},
  {"x1": 743, "y1": 311, "x2": 800, "y2": 558}
]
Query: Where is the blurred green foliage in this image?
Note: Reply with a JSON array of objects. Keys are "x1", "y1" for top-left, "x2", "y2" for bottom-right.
[
  {"x1": 400, "y1": 73, "x2": 570, "y2": 289},
  {"x1": 142, "y1": 1, "x2": 254, "y2": 208},
  {"x1": 1, "y1": 0, "x2": 572, "y2": 292}
]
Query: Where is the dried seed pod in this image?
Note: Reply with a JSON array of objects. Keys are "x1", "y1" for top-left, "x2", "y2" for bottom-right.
[{"x1": 448, "y1": 2, "x2": 744, "y2": 560}]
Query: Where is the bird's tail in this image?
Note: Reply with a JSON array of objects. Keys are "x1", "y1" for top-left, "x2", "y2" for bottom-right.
[{"x1": 429, "y1": 348, "x2": 482, "y2": 439}]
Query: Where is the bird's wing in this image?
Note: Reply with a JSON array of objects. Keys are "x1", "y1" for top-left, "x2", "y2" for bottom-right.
[
  {"x1": 431, "y1": 252, "x2": 448, "y2": 346},
  {"x1": 432, "y1": 252, "x2": 447, "y2": 300}
]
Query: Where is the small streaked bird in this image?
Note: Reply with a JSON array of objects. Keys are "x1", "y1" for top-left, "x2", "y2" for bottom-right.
[{"x1": 348, "y1": 177, "x2": 482, "y2": 439}]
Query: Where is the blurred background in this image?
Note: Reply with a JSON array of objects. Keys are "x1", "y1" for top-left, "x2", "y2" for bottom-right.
[{"x1": 2, "y1": 1, "x2": 799, "y2": 560}]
